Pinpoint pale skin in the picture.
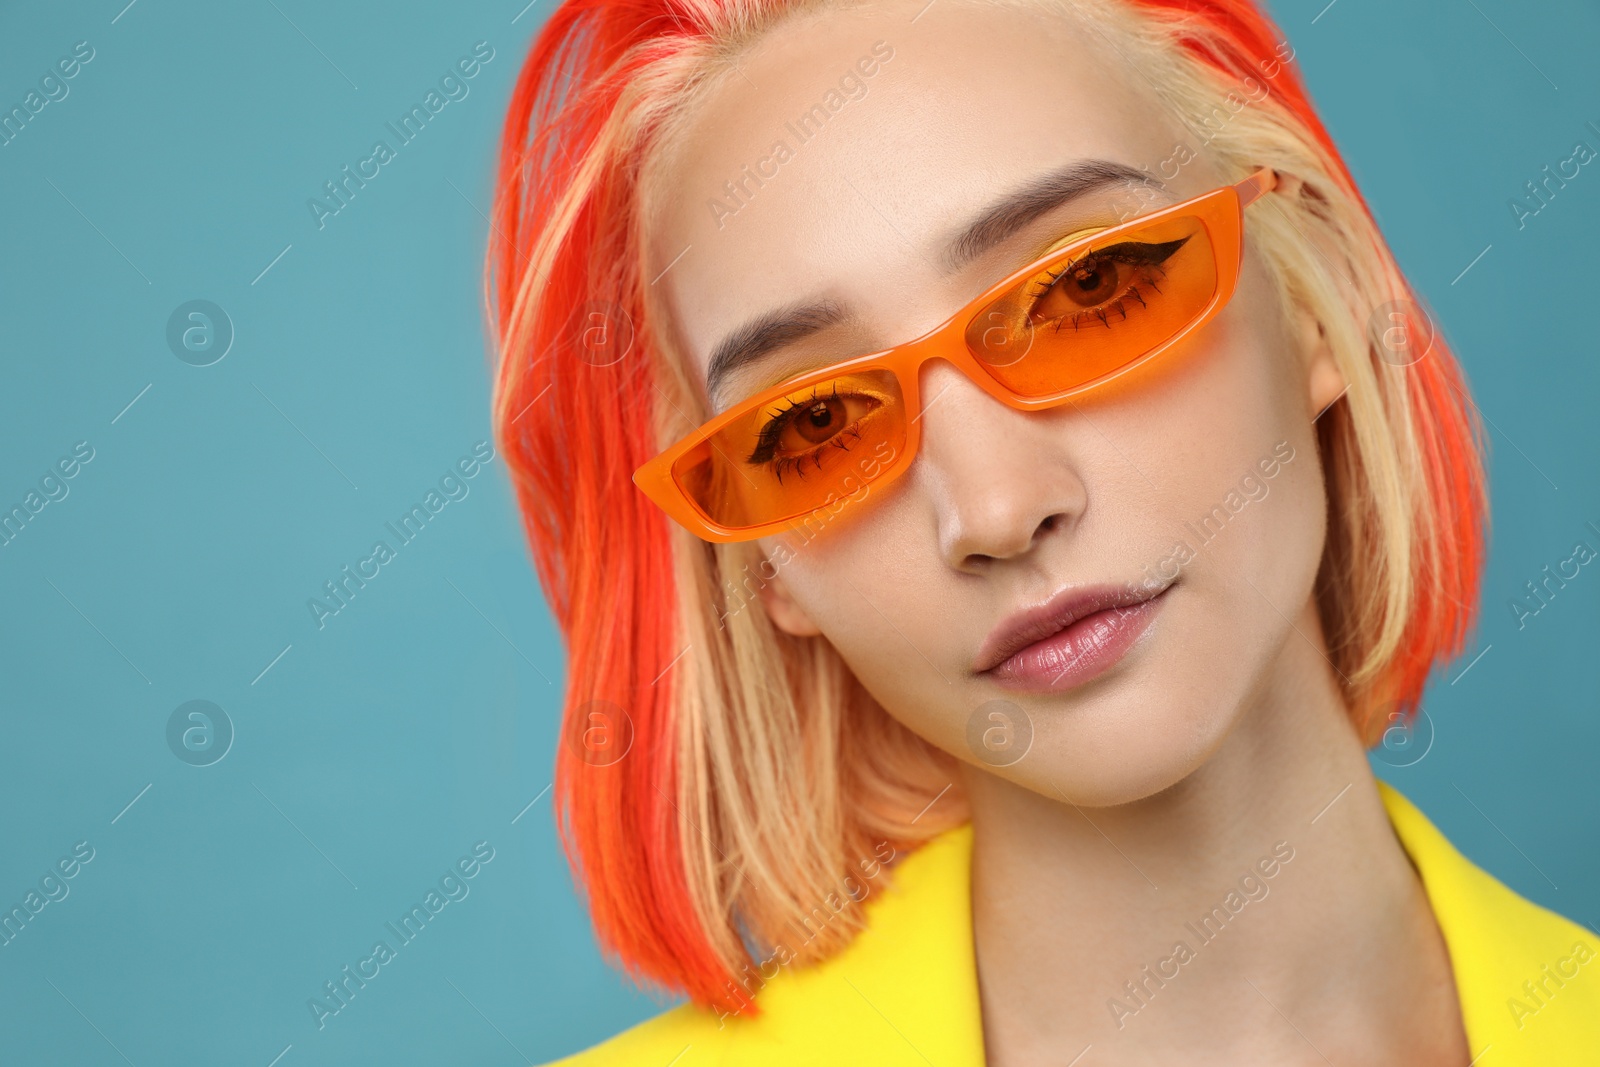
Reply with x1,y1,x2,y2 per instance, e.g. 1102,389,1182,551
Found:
643,2,1470,1063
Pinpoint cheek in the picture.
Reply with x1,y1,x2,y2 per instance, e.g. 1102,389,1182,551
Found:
1063,283,1327,675
770,518,966,742
1103,264,1320,578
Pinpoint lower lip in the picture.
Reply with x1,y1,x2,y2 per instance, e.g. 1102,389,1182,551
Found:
982,588,1170,693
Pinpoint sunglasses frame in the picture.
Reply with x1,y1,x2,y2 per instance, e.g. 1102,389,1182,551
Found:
634,166,1280,543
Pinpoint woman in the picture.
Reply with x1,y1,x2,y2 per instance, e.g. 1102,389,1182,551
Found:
488,0,1598,1062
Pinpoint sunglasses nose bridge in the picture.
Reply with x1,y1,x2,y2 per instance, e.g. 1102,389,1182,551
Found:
891,328,1040,426
893,326,1013,405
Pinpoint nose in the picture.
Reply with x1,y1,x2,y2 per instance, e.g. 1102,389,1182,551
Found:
912,359,1089,570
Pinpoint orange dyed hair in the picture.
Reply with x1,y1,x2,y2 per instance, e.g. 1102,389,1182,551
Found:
486,0,1486,1015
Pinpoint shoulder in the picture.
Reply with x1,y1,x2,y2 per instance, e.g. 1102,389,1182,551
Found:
1378,780,1600,1063
536,825,984,1066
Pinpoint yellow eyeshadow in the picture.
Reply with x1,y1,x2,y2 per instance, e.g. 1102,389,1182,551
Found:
1037,224,1112,259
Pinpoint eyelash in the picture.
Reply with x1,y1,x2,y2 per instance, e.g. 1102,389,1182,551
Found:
747,383,874,483
1040,277,1158,332
772,427,865,483
1027,237,1189,331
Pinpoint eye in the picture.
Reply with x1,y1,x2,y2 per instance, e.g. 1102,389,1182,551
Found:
791,396,846,445
1043,259,1120,313
1033,256,1125,320
1024,237,1190,328
771,393,877,453
747,385,884,471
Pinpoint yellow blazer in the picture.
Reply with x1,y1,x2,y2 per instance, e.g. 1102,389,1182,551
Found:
546,781,1599,1064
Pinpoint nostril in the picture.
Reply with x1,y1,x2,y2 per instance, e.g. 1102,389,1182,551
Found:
955,509,1068,569
1032,511,1075,548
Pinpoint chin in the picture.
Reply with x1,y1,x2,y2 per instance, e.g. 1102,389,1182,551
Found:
1024,726,1222,809
998,638,1254,809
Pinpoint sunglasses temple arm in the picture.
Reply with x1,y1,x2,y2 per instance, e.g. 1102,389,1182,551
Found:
1233,167,1279,208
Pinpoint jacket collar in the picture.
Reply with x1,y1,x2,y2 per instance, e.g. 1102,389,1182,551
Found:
739,781,1598,1065
1374,780,1599,1064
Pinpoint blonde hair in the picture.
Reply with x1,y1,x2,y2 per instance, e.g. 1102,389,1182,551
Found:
487,0,1486,1012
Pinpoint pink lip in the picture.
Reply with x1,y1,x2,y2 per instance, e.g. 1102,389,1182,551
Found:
973,581,1174,692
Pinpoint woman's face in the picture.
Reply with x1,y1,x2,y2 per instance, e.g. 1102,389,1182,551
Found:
644,0,1345,806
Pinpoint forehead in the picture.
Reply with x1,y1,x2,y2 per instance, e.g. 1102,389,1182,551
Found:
644,1,1200,384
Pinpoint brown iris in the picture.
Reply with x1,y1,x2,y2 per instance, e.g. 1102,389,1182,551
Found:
1031,256,1123,322
795,397,844,443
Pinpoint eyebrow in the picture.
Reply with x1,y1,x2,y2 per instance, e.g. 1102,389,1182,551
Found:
703,158,1158,401
942,158,1157,272
704,299,852,403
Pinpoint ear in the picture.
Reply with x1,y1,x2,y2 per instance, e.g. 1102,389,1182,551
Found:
1271,172,1348,420
755,553,822,637
1297,299,1347,421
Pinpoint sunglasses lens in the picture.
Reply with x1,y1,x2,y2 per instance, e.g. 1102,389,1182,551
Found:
670,369,907,531
964,214,1218,396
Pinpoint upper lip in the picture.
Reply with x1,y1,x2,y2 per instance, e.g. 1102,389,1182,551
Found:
972,579,1174,674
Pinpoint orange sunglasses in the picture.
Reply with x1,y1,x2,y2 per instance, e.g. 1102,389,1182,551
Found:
634,167,1280,543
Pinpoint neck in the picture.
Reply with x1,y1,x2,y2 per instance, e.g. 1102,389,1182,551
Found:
963,599,1467,1065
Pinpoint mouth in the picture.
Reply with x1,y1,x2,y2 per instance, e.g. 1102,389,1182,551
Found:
973,579,1175,692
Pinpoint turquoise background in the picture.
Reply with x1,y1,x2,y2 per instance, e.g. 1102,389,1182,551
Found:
0,0,1594,1063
